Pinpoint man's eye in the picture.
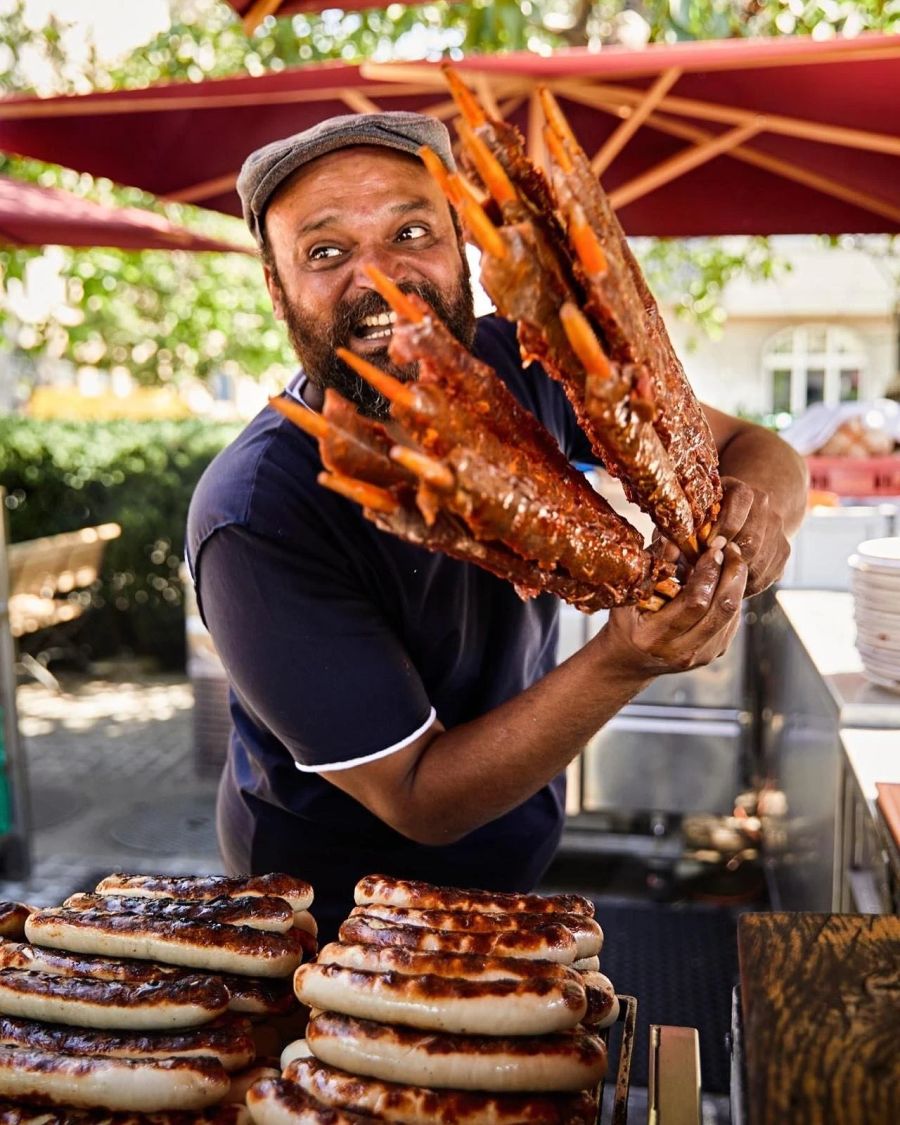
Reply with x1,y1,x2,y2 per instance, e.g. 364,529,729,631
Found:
397,224,428,242
309,246,343,261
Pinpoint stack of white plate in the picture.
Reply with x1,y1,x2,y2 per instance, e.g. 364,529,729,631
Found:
849,537,900,692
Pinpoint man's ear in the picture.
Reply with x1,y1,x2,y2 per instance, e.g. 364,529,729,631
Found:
264,265,286,322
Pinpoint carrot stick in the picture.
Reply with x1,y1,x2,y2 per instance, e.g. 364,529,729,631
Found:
569,204,608,276
318,471,398,513
458,194,507,260
442,64,487,128
335,347,417,408
456,118,518,207
654,576,682,600
390,445,454,491
363,267,424,323
269,395,329,440
539,86,579,150
418,145,464,206
543,124,574,175
558,303,612,380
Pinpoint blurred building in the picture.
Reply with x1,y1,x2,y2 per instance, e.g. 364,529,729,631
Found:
663,240,899,424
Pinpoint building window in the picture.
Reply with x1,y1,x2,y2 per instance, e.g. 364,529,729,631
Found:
763,325,866,420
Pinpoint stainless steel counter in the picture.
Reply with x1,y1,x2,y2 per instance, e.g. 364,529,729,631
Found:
760,590,900,911
837,728,900,913
775,590,900,726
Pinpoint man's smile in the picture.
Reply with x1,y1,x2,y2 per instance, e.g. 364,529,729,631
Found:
352,310,397,344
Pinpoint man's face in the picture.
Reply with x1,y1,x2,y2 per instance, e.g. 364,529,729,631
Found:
263,146,475,418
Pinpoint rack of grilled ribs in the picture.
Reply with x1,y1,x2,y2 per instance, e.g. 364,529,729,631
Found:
273,69,723,612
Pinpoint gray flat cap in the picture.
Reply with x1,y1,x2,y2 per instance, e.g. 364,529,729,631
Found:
237,111,456,246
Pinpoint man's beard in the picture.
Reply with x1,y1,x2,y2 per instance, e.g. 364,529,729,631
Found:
273,265,477,420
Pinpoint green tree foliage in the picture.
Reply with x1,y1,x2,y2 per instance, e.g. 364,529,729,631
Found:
0,417,240,666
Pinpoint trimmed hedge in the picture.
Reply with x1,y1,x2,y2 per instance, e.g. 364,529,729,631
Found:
0,418,240,668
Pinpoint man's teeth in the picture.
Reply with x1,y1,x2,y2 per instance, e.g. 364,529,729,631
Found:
357,311,396,339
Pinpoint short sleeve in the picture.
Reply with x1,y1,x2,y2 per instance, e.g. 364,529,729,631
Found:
194,523,435,772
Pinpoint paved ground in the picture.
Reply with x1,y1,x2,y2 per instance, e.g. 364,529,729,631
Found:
0,671,224,906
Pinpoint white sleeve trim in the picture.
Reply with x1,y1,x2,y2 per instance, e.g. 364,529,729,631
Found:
294,707,437,774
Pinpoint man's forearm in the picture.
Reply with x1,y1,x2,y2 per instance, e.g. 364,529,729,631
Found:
385,544,747,845
394,627,652,845
718,426,808,537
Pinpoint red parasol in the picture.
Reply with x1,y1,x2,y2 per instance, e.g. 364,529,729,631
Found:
0,33,896,236
0,175,253,252
225,2,461,35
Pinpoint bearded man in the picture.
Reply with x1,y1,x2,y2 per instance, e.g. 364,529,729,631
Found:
187,113,806,940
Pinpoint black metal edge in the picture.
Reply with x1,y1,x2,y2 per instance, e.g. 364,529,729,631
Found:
596,994,637,1125
729,985,747,1125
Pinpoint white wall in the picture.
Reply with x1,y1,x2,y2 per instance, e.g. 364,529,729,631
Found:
667,315,897,417
661,242,898,418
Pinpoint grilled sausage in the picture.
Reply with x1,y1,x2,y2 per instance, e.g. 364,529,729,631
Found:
338,917,577,964
573,956,600,972
0,1045,229,1111
64,895,294,935
0,1106,251,1125
0,1013,255,1071
25,910,304,978
0,904,32,941
292,912,318,938
354,876,594,917
0,942,297,1016
294,962,586,1035
286,1056,600,1125
226,1064,280,1105
316,942,580,984
0,940,190,983
581,971,619,1030
349,905,603,960
0,968,228,1030
219,974,298,1017
305,1011,607,1092
280,1039,313,1071
247,1079,379,1124
95,875,313,914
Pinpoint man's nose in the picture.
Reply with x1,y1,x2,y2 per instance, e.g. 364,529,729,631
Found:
350,244,412,291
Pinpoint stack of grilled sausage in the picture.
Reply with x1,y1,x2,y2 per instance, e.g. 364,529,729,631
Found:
0,873,316,1120
247,875,618,1124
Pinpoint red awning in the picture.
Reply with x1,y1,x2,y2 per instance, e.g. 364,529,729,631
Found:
0,33,896,236
0,175,253,252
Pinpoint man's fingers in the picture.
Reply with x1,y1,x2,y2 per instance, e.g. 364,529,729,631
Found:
689,542,747,636
651,539,727,631
711,480,755,543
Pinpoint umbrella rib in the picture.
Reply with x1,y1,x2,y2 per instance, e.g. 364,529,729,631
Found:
558,80,900,158
419,80,531,122
164,171,241,205
473,76,502,121
590,67,681,177
341,90,383,115
640,109,900,226
242,0,282,34
0,82,440,119
608,119,765,209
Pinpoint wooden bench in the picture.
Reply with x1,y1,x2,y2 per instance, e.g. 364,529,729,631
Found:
7,523,121,639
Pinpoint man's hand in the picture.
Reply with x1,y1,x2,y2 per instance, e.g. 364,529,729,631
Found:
604,540,748,680
711,476,791,597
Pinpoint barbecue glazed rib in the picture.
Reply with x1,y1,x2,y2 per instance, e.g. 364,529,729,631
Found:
270,279,675,613
438,68,722,558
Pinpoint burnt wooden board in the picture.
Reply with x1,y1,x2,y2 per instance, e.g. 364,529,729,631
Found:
738,913,900,1125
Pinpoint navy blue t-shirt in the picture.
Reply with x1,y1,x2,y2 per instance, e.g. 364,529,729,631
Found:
187,315,595,938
